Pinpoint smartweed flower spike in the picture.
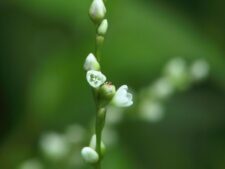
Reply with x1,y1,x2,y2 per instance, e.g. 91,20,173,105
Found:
112,85,133,107
81,147,99,164
82,0,133,168
89,0,106,23
86,70,106,88
84,53,100,71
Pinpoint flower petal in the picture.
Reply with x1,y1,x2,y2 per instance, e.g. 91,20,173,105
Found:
112,85,133,107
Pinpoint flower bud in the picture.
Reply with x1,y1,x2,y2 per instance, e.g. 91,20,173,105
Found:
81,147,99,164
89,135,106,155
89,0,106,23
84,53,100,71
99,82,116,101
98,19,108,35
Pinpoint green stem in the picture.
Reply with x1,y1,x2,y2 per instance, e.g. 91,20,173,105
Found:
95,107,106,169
94,28,106,169
95,31,105,61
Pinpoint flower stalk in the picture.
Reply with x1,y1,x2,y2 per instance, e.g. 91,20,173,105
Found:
81,1,133,168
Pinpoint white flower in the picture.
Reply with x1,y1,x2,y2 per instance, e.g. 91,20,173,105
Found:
40,133,69,160
89,0,106,23
190,59,209,81
86,70,106,88
81,147,99,164
84,53,100,71
112,85,133,107
98,19,108,35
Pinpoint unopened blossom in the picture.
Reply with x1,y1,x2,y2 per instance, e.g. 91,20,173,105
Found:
81,147,99,164
98,19,108,35
89,0,106,23
84,53,100,71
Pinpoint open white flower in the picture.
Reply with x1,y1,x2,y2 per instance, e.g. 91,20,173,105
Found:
81,147,99,164
86,70,106,88
84,53,100,71
89,0,106,23
112,85,133,107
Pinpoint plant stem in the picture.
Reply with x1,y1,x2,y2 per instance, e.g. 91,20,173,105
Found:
95,107,106,169
94,29,106,169
95,29,104,61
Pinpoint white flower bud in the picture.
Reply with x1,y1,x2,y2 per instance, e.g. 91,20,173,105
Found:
86,70,106,88
89,135,106,154
89,0,106,23
81,147,99,164
84,53,100,71
98,19,108,35
112,85,133,107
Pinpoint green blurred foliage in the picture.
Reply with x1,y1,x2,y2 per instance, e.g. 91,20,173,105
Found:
0,0,225,169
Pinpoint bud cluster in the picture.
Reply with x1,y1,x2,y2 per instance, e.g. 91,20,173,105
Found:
89,0,108,36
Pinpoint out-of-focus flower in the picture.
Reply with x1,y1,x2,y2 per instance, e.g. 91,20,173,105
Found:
86,70,106,88
19,159,43,169
84,53,100,71
165,58,190,90
150,77,174,99
112,85,133,107
40,133,69,160
140,101,164,122
190,59,209,81
65,124,86,145
81,147,99,164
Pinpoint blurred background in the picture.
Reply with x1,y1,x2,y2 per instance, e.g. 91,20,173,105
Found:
0,0,225,169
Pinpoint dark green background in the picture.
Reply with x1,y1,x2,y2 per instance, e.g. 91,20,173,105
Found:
0,0,225,168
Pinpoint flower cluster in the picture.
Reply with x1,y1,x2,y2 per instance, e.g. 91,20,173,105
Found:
84,55,133,108
84,0,133,108
138,58,209,122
